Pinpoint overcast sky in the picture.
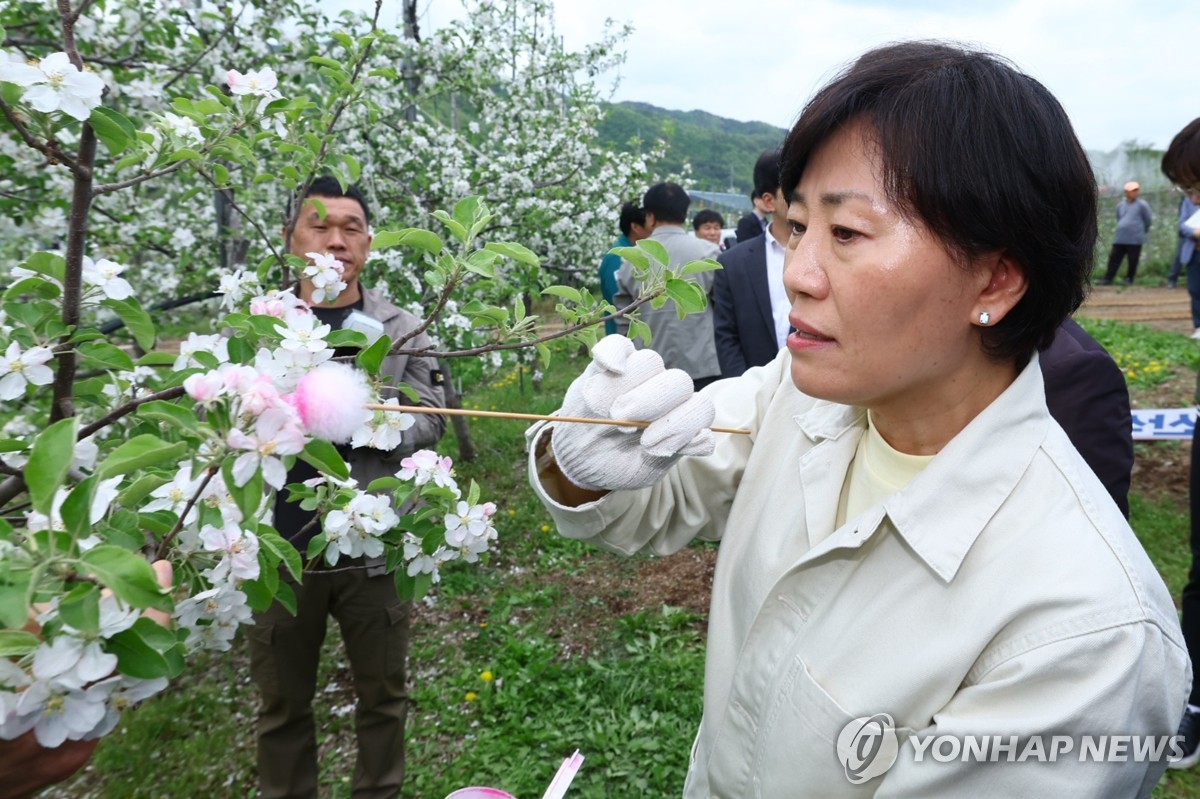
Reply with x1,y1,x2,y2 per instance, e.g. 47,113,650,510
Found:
362,0,1193,154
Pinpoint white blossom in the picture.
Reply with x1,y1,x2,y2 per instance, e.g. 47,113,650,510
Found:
0,52,105,121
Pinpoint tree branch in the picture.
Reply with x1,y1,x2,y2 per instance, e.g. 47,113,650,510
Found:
76,385,187,440
0,98,82,175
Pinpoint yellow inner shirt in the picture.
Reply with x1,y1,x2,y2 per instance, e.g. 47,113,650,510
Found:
835,412,933,530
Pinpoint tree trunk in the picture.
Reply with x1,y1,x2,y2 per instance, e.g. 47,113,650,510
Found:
438,357,476,461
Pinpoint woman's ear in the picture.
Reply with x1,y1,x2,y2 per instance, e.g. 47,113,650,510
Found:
973,251,1027,325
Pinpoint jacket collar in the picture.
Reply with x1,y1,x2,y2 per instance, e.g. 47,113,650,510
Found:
795,354,1049,583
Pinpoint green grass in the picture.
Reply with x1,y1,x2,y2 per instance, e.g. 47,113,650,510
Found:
41,321,1200,798
1078,317,1200,389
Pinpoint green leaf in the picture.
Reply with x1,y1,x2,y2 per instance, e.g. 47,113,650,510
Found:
21,251,66,283
106,620,172,679
89,107,137,155
221,457,264,521
97,435,189,479
297,439,350,481
167,147,201,162
432,210,469,243
307,55,346,70
665,278,709,317
610,246,649,271
678,258,723,277
0,572,32,630
343,153,361,183
542,285,583,304
393,568,432,602
390,382,420,403
0,631,38,658
226,335,256,365
136,401,200,435
638,238,670,267
59,474,98,539
102,297,156,351
366,476,403,492
273,581,297,616
629,318,653,346
77,340,135,372
78,546,172,612
259,530,302,583
194,98,226,116
4,276,61,302
117,475,170,509
537,343,552,370
306,532,327,561
356,333,391,375
135,351,178,368
371,228,443,255
463,250,499,278
27,418,77,515
484,241,540,267
58,584,101,634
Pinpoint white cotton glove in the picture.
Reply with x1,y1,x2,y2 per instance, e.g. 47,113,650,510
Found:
550,335,716,491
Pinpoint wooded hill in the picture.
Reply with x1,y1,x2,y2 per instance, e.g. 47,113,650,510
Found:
597,101,788,198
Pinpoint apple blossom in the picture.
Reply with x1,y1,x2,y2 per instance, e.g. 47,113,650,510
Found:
226,66,278,97
0,341,53,400
0,51,105,121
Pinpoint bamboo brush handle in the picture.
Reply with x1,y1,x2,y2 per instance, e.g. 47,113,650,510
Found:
363,404,751,435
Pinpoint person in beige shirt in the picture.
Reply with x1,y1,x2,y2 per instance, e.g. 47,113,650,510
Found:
528,42,1188,798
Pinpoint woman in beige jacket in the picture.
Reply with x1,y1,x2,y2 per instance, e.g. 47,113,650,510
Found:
529,41,1189,798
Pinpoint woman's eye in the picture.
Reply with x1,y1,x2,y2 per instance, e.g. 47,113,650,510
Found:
788,220,806,236
831,226,857,242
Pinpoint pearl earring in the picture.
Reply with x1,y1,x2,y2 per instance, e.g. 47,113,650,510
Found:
978,311,990,326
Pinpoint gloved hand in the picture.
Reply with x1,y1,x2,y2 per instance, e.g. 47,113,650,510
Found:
550,335,715,491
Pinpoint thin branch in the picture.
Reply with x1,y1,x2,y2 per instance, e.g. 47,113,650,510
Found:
387,275,458,354
400,292,662,360
194,164,285,268
154,464,219,559
162,5,249,93
0,98,82,175
91,161,186,196
77,384,187,440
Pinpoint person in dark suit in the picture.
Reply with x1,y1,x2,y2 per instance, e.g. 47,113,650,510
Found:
1161,116,1200,769
733,149,780,244
713,149,790,377
1039,317,1133,517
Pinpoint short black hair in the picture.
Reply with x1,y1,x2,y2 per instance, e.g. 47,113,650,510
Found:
752,149,782,200
618,201,646,237
299,176,371,226
1163,118,1200,188
693,209,725,230
642,182,690,224
780,41,1096,363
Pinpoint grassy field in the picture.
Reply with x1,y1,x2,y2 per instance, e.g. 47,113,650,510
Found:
42,320,1200,798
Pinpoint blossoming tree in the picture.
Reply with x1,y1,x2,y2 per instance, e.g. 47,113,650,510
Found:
0,0,715,752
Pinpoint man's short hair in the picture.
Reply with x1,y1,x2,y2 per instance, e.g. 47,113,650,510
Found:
752,149,782,200
618,201,646,237
295,176,371,226
1163,118,1200,188
780,41,1096,363
642,182,690,224
693,209,725,230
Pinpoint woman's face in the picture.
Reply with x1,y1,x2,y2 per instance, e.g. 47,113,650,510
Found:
783,124,1000,418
